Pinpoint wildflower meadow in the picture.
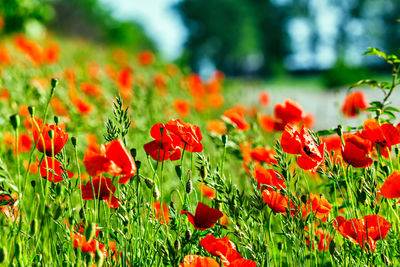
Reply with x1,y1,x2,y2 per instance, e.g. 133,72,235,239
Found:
1,12,400,267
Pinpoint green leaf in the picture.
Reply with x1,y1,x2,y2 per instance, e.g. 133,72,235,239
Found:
349,79,379,90
363,47,387,60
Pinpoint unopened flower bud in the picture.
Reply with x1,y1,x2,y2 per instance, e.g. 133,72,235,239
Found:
175,165,182,179
51,78,58,89
200,165,207,180
28,106,35,117
48,130,54,139
71,136,77,147
145,178,154,189
9,114,20,130
153,184,160,200
135,160,141,169
222,134,228,145
54,116,59,125
185,230,192,241
130,148,137,158
185,179,193,194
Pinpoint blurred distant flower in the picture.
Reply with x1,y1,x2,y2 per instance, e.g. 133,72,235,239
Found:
341,91,368,118
173,99,191,117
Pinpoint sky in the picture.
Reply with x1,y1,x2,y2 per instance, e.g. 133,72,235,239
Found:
99,0,186,60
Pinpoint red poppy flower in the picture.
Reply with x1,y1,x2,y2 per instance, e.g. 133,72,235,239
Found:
223,107,250,131
179,255,219,267
262,190,295,214
199,183,216,199
229,259,257,267
334,215,391,252
259,92,270,107
72,224,107,258
281,125,325,171
301,193,332,222
18,133,32,153
117,67,133,90
173,99,191,117
361,118,400,156
250,147,278,165
341,91,368,118
253,163,286,191
137,50,155,66
144,123,182,161
84,139,136,184
257,114,275,132
153,202,170,224
305,227,333,251
380,170,400,198
181,202,223,230
206,120,227,135
165,119,203,152
81,176,120,209
342,133,373,168
80,82,101,96
0,46,10,65
32,120,68,156
39,157,74,183
322,134,342,153
72,96,92,115
200,234,242,265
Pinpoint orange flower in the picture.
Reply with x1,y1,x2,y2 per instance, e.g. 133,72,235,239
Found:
173,99,190,117
262,190,295,214
253,163,285,191
80,82,101,96
281,125,325,172
199,183,216,199
207,92,224,109
0,45,10,64
335,215,390,252
223,107,250,131
32,120,68,156
301,193,332,222
250,147,278,165
257,114,275,132
380,170,400,198
153,202,170,224
23,160,38,174
18,104,30,117
0,88,9,101
179,255,219,267
51,98,68,117
341,91,368,117
259,92,270,107
18,133,32,153
137,50,155,66
117,67,133,90
72,96,92,115
206,120,227,135
42,42,59,64
342,132,373,168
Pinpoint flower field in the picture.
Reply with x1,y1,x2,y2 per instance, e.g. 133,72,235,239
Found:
1,28,400,267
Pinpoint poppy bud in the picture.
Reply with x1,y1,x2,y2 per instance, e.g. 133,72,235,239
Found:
9,114,20,130
135,160,141,169
71,136,77,147
153,184,160,200
395,147,399,156
175,165,182,179
30,219,38,236
222,134,228,145
54,116,59,125
277,242,283,250
0,247,6,264
51,78,58,89
145,178,154,189
185,229,191,241
48,130,54,140
31,180,36,188
85,223,97,242
301,195,308,204
382,165,390,176
185,179,193,194
130,148,137,158
28,106,35,117
174,239,180,251
200,165,207,180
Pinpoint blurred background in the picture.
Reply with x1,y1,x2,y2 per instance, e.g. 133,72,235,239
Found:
1,0,400,88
